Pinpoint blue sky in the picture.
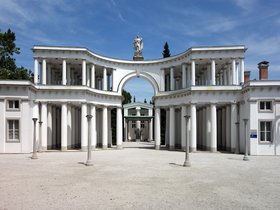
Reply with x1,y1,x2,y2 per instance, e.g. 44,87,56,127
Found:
1,0,280,102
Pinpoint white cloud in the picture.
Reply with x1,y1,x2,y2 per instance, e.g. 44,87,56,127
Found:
233,0,258,11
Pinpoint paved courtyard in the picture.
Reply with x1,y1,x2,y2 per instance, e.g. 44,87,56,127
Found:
0,142,280,210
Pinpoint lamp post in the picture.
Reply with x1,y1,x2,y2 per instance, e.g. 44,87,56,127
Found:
86,114,93,166
183,115,191,167
31,118,38,159
243,119,249,161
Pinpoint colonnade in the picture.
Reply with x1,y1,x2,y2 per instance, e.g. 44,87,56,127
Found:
163,58,245,91
34,58,115,91
35,102,123,151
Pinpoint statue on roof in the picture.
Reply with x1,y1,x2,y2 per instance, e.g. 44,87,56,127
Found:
133,35,144,61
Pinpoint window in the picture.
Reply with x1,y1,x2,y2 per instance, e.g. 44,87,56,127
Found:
7,100,20,111
7,120,20,142
260,121,272,142
259,101,272,111
132,121,136,128
141,120,145,128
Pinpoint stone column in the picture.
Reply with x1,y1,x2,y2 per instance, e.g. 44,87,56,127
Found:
221,108,226,150
47,104,52,150
149,118,153,141
42,59,47,85
86,66,90,87
90,105,96,149
62,59,67,85
67,104,72,148
223,69,227,85
202,107,206,150
155,107,161,150
181,105,187,150
165,109,169,147
160,69,165,91
91,64,95,88
182,64,187,89
71,106,75,148
82,60,86,86
136,107,141,133
41,103,48,151
191,59,196,86
227,64,231,85
190,104,197,152
232,59,236,85
108,109,112,147
47,65,51,85
81,103,88,151
240,58,245,84
210,103,217,152
170,67,174,91
102,106,108,149
103,67,107,91
231,103,237,153
34,58,39,84
61,103,67,151
169,106,175,150
117,107,123,149
211,59,216,85
226,105,231,151
67,65,71,85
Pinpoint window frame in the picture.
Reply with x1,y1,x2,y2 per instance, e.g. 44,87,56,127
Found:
259,120,273,144
6,99,21,111
258,100,273,113
6,118,20,143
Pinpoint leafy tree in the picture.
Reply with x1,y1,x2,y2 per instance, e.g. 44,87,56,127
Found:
122,89,132,104
162,42,171,58
0,28,33,80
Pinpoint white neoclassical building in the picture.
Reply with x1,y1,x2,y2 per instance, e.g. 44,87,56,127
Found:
123,102,153,142
0,44,280,155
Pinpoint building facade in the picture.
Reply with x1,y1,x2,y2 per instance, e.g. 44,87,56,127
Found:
0,45,279,155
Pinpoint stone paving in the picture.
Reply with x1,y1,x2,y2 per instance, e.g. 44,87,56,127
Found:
0,142,280,210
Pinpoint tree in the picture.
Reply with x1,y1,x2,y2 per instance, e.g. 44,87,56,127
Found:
133,96,136,103
122,89,132,104
162,42,171,58
0,29,33,80
144,98,147,103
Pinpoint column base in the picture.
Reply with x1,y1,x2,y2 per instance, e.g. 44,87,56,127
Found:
155,145,160,150
81,146,87,152
190,147,196,152
61,146,67,151
31,153,38,159
231,148,235,153
102,145,108,149
85,160,93,166
243,155,249,161
169,145,175,150
117,145,122,150
210,148,217,152
183,160,191,167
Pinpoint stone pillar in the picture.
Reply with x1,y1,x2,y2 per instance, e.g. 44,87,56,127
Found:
47,65,51,85
117,107,123,149
227,64,231,85
155,107,161,150
42,59,46,85
91,64,95,88
81,103,88,151
86,66,90,87
67,65,71,85
62,59,67,85
82,60,86,86
71,106,75,148
169,106,175,150
103,67,107,91
90,105,96,149
41,103,48,151
210,103,217,152
232,59,236,85
67,104,72,148
160,69,165,91
181,105,187,150
149,118,153,141
240,58,245,84
102,106,108,149
223,69,227,85
231,103,237,153
211,59,216,85
182,64,187,89
226,105,231,151
190,104,197,152
165,109,169,147
221,108,226,150
61,103,67,151
34,58,39,84
136,107,141,132
170,67,174,91
47,104,52,150
191,59,196,86
202,107,206,150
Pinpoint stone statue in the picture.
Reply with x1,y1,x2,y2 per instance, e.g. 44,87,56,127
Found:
133,35,143,57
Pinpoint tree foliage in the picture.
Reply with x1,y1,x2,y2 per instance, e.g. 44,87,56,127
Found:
122,89,132,104
0,29,33,80
162,42,171,58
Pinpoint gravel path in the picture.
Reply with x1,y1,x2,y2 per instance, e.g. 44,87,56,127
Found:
0,142,280,210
